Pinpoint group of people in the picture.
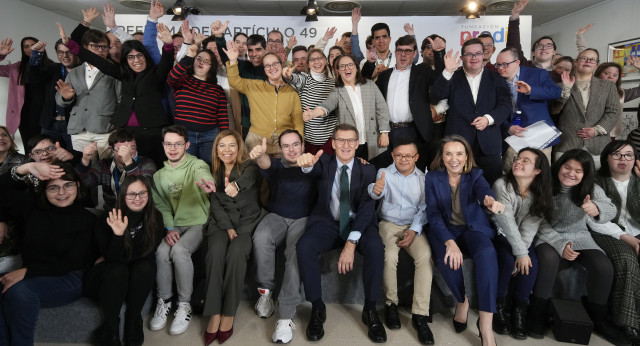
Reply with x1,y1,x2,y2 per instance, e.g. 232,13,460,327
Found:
2,0,640,345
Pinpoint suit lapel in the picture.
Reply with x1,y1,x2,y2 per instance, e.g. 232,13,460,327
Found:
459,173,471,220
585,78,603,116
454,71,475,108
408,65,418,92
437,172,453,219
570,83,587,115
339,87,358,124
89,70,105,90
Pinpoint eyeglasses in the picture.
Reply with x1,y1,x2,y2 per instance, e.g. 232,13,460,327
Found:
173,44,183,51
88,43,109,52
162,142,186,149
263,61,281,70
309,57,325,63
393,153,417,161
127,53,145,61
535,43,555,51
125,190,148,200
610,152,636,161
267,39,283,44
281,142,301,151
577,56,599,64
32,145,56,156
482,43,494,48
195,56,212,65
46,182,77,193
513,156,534,165
395,49,415,55
495,59,518,69
333,138,358,146
56,50,72,57
338,62,355,71
462,52,483,59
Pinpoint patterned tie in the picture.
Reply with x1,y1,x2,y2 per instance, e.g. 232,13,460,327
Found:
339,165,351,240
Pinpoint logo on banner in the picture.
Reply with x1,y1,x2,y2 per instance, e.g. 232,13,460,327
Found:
459,24,506,46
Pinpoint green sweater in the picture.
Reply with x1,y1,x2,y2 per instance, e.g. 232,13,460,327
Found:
152,154,213,228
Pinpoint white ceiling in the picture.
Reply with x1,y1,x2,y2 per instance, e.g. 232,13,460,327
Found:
21,0,610,28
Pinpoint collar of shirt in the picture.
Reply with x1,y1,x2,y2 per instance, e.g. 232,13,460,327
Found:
336,157,355,172
463,66,484,79
392,64,412,73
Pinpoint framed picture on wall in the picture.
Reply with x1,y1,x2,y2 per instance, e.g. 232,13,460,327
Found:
608,37,640,82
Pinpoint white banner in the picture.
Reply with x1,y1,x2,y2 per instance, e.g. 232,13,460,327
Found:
114,14,532,62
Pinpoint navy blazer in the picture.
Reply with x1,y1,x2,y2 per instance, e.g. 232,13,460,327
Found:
501,66,562,147
424,168,497,244
305,154,377,234
432,69,511,156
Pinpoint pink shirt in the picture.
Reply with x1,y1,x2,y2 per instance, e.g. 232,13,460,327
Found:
0,58,25,135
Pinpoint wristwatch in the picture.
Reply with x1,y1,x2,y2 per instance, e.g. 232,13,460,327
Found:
348,239,358,245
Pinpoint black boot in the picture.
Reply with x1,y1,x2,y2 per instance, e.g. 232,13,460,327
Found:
493,296,510,335
526,296,548,339
94,322,122,346
124,314,144,346
510,300,527,340
584,300,633,346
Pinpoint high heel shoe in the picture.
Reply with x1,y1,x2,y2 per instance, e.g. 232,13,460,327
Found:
453,307,468,333
217,327,233,344
204,331,218,346
478,320,498,346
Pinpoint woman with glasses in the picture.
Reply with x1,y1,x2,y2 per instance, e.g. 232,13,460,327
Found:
168,35,229,166
424,135,504,346
84,175,164,346
0,163,95,345
224,41,303,157
491,148,552,340
283,48,337,155
552,48,621,167
197,130,265,344
303,54,391,161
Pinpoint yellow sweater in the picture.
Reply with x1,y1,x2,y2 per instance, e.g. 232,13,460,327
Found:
226,62,304,139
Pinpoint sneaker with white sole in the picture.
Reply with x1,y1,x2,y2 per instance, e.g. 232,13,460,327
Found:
272,319,296,343
149,298,172,331
255,288,274,318
169,302,192,335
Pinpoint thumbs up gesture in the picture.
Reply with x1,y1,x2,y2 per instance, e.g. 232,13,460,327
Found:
224,176,239,197
373,171,386,196
302,106,318,122
249,137,267,160
297,150,323,168
81,142,98,166
53,141,73,162
581,194,599,217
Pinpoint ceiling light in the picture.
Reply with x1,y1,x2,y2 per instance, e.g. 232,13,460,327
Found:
171,0,185,15
166,0,201,21
460,0,486,19
301,0,319,16
305,14,318,22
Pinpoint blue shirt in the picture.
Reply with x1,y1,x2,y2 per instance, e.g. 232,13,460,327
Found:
261,158,315,219
368,163,428,235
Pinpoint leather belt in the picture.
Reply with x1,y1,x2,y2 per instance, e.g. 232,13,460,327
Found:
55,116,66,121
389,121,415,128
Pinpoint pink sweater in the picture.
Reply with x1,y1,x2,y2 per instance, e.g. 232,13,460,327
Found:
0,58,25,135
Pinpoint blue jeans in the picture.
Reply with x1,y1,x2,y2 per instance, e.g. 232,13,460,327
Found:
0,270,84,346
186,129,219,166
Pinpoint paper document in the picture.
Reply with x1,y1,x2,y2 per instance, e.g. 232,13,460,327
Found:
504,121,561,152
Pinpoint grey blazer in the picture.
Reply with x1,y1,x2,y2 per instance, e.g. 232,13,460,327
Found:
318,79,390,159
554,77,620,155
55,63,121,135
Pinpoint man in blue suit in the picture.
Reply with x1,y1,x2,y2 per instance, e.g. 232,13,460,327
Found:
296,124,386,343
495,47,562,171
432,38,512,185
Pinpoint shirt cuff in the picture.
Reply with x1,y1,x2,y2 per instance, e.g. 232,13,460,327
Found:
594,125,607,136
484,114,495,126
147,16,158,23
442,69,453,80
301,166,313,173
409,223,423,236
347,231,362,242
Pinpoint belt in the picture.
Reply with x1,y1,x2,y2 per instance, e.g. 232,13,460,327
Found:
55,116,66,121
389,121,415,128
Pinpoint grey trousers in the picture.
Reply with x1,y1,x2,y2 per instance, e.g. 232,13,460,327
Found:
155,225,204,303
252,213,307,319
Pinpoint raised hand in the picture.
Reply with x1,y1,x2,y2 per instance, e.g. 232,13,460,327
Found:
286,35,297,50
0,38,15,56
157,23,173,44
581,194,599,217
561,71,575,88
297,150,323,168
53,142,73,162
562,242,579,260
149,0,165,20
628,55,640,70
372,171,386,196
81,141,98,166
428,36,446,52
514,80,531,94
351,7,361,25
102,3,117,29
31,41,46,53
484,195,505,214
181,20,194,44
249,137,267,160
55,79,75,100
195,177,216,193
25,162,65,180
116,144,134,165
576,23,594,36
282,62,294,80
57,23,69,44
224,177,239,197
443,49,461,73
193,33,206,47
82,7,101,24
403,23,415,35
511,0,529,19
106,208,128,236
222,40,239,62
322,27,337,42
210,20,229,38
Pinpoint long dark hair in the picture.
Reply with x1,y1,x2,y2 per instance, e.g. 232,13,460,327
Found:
598,139,638,177
120,40,155,78
504,148,553,219
595,62,623,97
185,49,218,84
19,36,52,85
334,54,366,87
551,149,595,206
116,175,161,258
37,163,86,205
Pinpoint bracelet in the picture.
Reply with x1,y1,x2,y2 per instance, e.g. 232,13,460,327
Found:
10,166,27,182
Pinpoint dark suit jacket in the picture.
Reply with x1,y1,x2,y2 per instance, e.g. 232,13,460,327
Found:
432,68,511,156
305,154,377,234
424,168,497,244
26,62,70,129
375,50,445,142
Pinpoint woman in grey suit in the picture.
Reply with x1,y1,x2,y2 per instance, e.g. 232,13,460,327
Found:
198,130,265,345
302,54,390,160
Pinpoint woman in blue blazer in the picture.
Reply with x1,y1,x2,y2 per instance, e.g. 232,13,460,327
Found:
425,135,504,346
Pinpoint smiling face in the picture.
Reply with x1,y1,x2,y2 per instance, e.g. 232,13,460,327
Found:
217,135,238,166
337,55,357,85
608,144,635,177
55,43,75,67
45,178,78,207
496,51,520,80
478,36,496,63
395,44,416,70
462,43,484,74
341,35,351,54
442,141,467,176
558,159,584,187
163,132,189,165
308,51,327,74
512,150,541,179
126,49,147,73
292,50,308,72
393,144,418,175
194,51,213,80
247,43,265,67
30,139,56,163
267,32,283,53
125,180,148,212
279,132,304,165
263,54,282,82
0,128,12,154
533,38,556,64
332,129,358,164
599,66,620,84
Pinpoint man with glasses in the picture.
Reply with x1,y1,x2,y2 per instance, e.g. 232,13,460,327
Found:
477,33,498,71
249,129,316,343
375,35,445,170
150,125,212,336
507,0,557,71
433,38,511,185
495,47,561,172
368,137,434,344
296,124,387,343
75,128,156,211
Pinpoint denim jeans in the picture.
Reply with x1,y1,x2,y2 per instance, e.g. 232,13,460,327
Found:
187,129,219,166
0,270,84,346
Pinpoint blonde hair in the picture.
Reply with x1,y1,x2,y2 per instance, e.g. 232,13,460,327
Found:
211,130,249,181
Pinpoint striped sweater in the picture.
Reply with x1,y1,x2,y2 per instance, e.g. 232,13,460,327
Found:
167,60,229,132
288,72,337,145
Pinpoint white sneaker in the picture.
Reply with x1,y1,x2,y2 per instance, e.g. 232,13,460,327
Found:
272,319,295,343
149,298,172,331
255,288,274,318
169,302,192,335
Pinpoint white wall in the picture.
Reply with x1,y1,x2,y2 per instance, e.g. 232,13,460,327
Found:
0,0,79,152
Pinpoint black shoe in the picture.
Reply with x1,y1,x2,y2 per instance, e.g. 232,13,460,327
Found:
384,303,401,330
622,326,640,344
510,303,527,340
493,297,510,335
584,301,633,346
412,314,434,345
362,308,387,343
306,304,326,341
124,315,144,346
453,306,468,333
526,296,547,339
94,324,122,346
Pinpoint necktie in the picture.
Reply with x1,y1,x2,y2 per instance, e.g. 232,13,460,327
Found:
339,165,350,240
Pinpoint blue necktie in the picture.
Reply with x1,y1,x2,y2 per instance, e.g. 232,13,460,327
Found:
339,165,350,240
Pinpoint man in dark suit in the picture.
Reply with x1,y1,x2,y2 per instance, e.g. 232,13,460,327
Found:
296,124,386,343
432,38,511,185
375,35,445,170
